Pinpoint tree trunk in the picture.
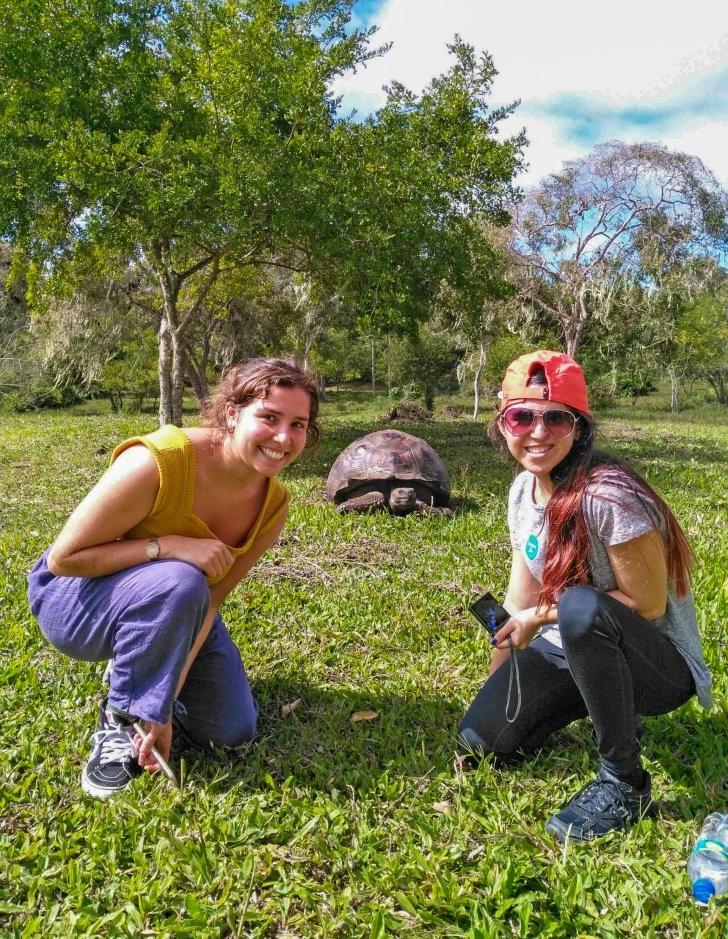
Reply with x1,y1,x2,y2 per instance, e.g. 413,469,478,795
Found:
184,351,207,405
669,368,680,413
565,314,583,358
157,265,185,426
371,336,376,391
564,294,588,358
472,340,486,420
704,369,728,404
565,331,580,358
609,364,618,395
169,328,184,426
152,246,223,426
158,318,173,425
184,340,211,406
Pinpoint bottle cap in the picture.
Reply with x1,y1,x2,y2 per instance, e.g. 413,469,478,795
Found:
692,878,716,904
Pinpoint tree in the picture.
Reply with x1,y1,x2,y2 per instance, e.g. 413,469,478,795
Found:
670,268,728,405
329,38,524,337
442,223,515,418
385,330,456,411
0,0,379,424
2,11,523,424
512,142,727,357
0,242,25,378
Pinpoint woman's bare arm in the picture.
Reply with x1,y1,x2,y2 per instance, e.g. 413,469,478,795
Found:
503,549,543,614
487,551,547,669
47,446,233,579
47,447,161,576
606,529,668,620
490,550,558,660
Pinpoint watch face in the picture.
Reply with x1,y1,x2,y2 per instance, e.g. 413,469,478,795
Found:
146,539,159,560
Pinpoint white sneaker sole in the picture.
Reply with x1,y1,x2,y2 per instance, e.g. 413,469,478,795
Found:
81,767,131,800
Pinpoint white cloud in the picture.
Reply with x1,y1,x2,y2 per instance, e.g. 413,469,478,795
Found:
335,0,728,185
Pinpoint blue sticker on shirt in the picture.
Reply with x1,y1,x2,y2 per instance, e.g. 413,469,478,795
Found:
525,534,539,560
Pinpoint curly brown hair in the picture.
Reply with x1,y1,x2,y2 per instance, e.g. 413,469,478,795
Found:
201,358,320,447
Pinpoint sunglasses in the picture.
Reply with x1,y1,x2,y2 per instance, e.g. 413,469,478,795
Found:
499,406,578,438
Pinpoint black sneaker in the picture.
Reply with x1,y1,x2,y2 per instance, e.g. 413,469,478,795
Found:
545,769,657,843
81,702,143,799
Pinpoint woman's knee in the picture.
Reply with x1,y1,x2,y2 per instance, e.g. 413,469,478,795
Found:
157,561,208,605
458,709,524,759
173,704,257,751
219,714,257,749
458,721,527,764
557,585,601,643
131,561,209,626
196,706,256,749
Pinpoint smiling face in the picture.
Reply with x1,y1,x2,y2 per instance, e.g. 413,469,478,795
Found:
224,384,312,478
499,401,578,480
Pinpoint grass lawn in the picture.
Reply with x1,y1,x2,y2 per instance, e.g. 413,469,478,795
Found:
1,391,726,937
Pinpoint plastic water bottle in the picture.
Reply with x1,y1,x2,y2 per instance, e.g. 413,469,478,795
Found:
687,813,728,904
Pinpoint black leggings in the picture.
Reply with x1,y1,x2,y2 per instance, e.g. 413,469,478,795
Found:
460,585,695,781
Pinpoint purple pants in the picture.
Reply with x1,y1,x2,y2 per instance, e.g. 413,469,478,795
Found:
27,552,257,748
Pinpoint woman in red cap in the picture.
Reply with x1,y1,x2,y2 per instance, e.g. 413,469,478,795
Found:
460,350,712,842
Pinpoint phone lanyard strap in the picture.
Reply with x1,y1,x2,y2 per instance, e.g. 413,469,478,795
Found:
505,636,522,723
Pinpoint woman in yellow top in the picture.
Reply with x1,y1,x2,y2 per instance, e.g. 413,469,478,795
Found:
28,358,319,798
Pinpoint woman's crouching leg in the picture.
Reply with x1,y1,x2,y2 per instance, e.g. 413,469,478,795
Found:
459,642,586,763
173,613,257,752
108,561,210,724
28,552,209,725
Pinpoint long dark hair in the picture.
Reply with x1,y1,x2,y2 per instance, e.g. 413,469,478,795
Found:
490,371,694,607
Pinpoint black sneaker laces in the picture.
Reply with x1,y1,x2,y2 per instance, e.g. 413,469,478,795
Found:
571,777,633,820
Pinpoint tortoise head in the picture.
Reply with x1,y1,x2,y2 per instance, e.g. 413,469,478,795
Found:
389,487,418,515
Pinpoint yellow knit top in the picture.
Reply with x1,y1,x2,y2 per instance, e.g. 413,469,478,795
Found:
111,424,289,586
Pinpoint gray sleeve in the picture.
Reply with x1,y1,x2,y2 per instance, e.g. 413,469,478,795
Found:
583,472,660,547
507,472,529,550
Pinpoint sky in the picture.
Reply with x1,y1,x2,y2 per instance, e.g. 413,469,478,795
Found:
334,0,728,189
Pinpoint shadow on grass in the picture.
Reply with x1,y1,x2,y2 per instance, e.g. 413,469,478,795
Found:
179,677,726,823
182,678,465,793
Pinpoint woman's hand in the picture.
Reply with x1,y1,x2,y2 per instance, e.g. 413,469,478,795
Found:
161,535,234,579
135,719,173,774
492,606,546,651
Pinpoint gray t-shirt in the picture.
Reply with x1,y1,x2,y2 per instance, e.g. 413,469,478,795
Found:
507,469,713,708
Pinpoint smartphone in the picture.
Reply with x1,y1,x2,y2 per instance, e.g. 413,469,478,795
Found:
469,592,510,635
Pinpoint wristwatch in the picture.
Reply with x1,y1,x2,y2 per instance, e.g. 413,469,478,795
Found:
145,537,160,561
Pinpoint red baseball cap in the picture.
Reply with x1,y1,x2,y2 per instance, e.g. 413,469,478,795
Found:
499,350,590,414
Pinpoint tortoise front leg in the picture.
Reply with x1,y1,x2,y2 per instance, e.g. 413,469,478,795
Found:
336,491,387,514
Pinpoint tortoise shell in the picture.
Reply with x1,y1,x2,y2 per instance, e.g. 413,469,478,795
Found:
325,429,450,505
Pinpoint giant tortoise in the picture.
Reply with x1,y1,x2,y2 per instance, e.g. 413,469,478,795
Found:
325,429,452,516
